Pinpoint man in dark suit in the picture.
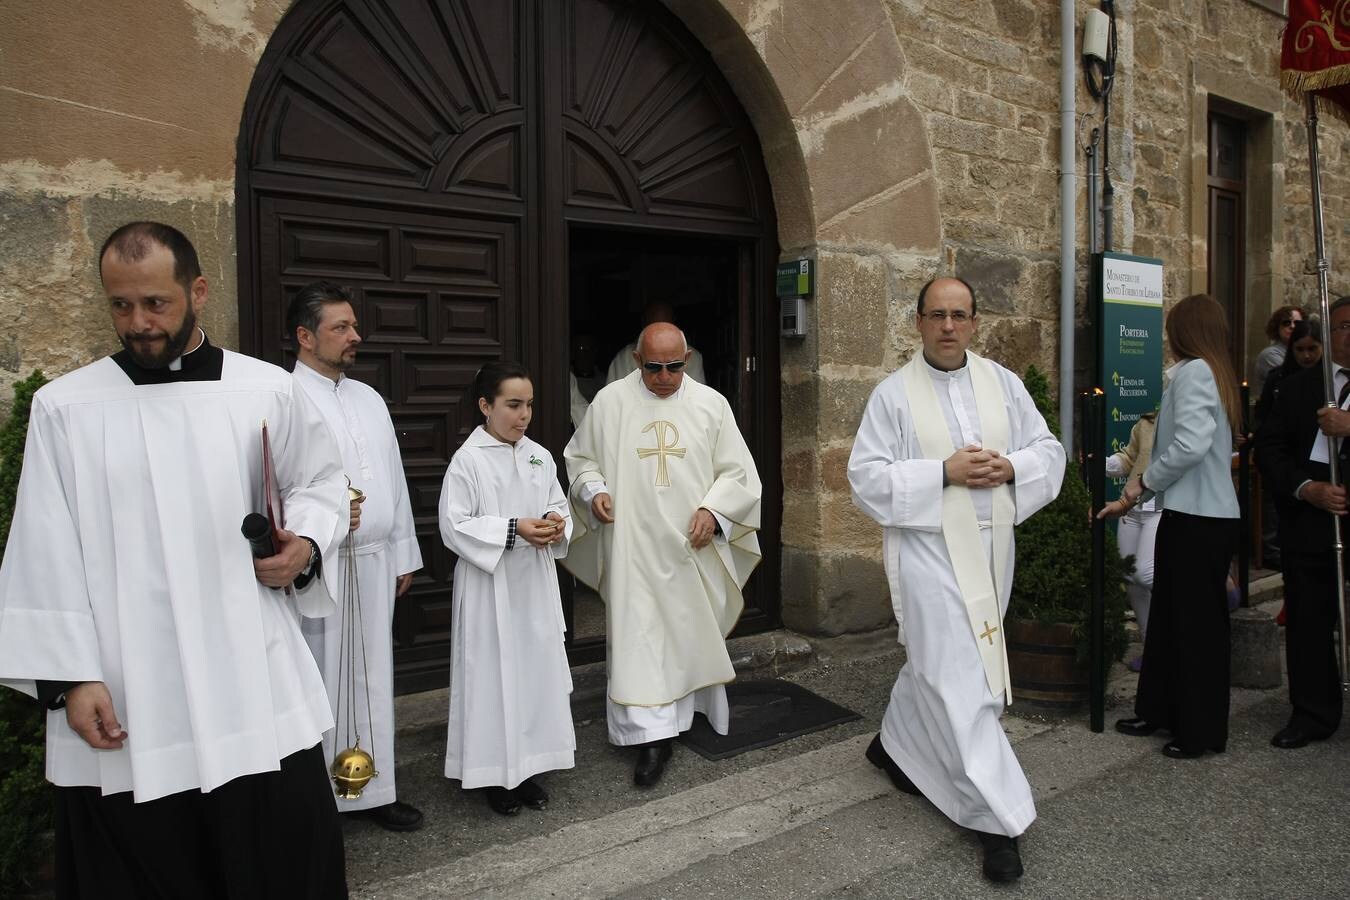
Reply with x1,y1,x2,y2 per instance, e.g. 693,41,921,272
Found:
1254,296,1350,749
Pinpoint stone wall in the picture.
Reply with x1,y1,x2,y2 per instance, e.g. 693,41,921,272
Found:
2,0,1347,637
0,0,287,403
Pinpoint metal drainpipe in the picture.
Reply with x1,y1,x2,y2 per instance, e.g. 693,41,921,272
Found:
1059,0,1077,447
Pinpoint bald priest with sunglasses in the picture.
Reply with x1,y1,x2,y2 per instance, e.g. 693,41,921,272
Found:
564,323,762,788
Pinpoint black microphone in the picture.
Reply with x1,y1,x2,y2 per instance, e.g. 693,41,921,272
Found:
241,513,276,559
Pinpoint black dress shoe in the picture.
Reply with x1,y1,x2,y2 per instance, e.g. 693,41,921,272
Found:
1161,741,1224,759
1271,726,1310,749
1114,717,1161,737
484,786,522,816
633,739,673,787
359,800,425,832
865,734,923,796
976,832,1024,883
515,777,549,810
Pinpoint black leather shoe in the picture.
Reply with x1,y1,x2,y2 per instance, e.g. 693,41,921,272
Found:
865,734,922,796
1114,717,1161,737
1162,741,1224,759
633,740,673,787
976,832,1024,883
484,786,522,816
359,800,424,832
515,777,549,810
1271,726,1311,749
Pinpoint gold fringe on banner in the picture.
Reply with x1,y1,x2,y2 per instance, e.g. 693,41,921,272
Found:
1314,92,1350,125
1281,62,1350,93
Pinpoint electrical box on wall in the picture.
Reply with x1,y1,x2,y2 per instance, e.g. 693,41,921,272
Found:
776,258,813,337
781,297,806,336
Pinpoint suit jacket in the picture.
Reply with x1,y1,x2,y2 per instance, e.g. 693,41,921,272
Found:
1255,364,1348,553
1142,358,1239,518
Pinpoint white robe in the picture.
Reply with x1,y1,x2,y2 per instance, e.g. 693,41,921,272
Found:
563,372,761,726
294,361,422,811
848,354,1065,837
0,351,348,803
605,342,707,385
439,427,576,789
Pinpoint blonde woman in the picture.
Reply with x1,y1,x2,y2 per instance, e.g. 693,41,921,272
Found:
1099,294,1240,759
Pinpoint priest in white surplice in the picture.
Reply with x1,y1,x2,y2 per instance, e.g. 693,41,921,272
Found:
566,322,761,787
848,277,1064,885
0,222,350,897
289,281,425,833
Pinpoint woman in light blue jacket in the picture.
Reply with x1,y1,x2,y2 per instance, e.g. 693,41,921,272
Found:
1099,294,1241,759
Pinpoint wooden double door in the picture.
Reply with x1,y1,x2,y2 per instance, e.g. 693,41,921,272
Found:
237,0,781,692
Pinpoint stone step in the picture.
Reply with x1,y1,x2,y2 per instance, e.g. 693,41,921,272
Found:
393,629,817,737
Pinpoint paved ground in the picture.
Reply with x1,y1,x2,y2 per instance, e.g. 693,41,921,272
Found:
342,623,1350,898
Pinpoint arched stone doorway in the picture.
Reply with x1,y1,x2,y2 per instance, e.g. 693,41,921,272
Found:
237,0,782,692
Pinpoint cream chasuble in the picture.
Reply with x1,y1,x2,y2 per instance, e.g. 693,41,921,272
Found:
899,352,1015,700
849,351,1064,838
564,372,761,707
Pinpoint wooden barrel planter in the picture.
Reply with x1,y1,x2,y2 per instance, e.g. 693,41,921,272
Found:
1007,619,1087,709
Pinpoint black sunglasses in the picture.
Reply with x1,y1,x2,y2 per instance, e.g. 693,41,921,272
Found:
641,360,687,373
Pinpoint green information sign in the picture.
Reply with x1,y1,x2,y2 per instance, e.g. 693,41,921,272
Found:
776,258,814,298
1096,252,1164,501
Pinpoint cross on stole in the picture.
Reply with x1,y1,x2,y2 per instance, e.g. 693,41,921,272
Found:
979,621,999,645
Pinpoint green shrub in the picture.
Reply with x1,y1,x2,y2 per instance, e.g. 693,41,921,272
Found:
1009,366,1131,663
0,371,52,895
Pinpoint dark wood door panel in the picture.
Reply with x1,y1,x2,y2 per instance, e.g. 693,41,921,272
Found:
241,0,779,694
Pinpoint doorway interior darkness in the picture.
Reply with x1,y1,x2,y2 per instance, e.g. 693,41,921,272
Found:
236,0,781,692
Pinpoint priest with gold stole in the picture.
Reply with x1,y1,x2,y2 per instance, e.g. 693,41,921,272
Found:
564,322,761,788
848,277,1064,885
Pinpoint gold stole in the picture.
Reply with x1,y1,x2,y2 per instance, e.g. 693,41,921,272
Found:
900,352,1015,702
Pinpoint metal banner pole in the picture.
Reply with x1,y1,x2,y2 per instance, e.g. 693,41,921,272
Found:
1239,381,1251,609
1088,387,1106,732
1305,94,1350,690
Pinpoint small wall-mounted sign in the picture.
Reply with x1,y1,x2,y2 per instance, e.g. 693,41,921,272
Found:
776,258,814,298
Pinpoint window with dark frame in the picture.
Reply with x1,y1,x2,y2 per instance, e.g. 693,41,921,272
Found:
1207,111,1247,376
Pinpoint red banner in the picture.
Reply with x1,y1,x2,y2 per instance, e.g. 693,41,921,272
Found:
1282,0,1350,92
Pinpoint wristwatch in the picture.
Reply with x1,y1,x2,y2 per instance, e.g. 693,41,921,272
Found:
303,538,320,573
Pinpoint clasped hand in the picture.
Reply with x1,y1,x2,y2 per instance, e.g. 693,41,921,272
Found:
349,493,365,533
252,528,311,587
1317,406,1350,438
1303,481,1348,515
944,444,1013,488
518,512,565,548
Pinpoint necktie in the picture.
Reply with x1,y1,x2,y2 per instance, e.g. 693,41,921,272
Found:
1337,370,1350,465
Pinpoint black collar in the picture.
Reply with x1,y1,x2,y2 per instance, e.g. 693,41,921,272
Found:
112,333,224,385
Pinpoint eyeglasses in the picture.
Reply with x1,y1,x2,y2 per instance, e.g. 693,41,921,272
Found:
641,360,687,373
1280,319,1297,327
922,310,974,323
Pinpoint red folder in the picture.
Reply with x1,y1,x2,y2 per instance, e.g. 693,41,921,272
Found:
262,420,285,542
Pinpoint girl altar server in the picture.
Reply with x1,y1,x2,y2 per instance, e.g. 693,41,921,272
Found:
440,362,576,815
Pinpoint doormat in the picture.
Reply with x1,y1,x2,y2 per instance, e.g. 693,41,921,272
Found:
678,679,861,761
